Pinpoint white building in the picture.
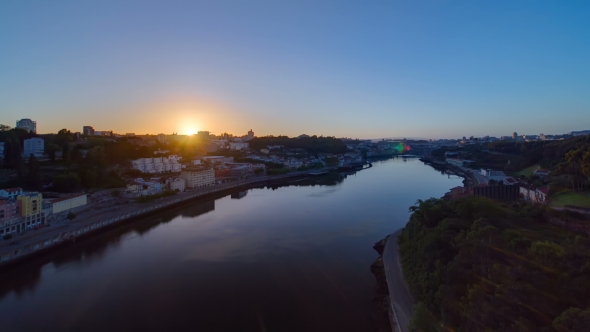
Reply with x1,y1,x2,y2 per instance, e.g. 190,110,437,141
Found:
166,178,186,192
46,193,87,214
157,133,166,144
23,137,44,158
230,142,249,150
0,142,4,158
0,187,23,200
16,119,36,133
131,155,183,174
181,167,215,189
126,179,163,196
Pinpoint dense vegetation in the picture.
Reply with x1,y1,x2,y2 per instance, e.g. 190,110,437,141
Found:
398,196,590,332
248,135,348,154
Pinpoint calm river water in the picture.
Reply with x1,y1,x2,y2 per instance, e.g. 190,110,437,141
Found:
0,158,462,331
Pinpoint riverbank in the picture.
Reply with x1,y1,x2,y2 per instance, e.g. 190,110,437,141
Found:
0,172,308,268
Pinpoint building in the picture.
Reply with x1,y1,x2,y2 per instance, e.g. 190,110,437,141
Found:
202,156,234,164
243,129,254,141
23,137,44,157
166,178,186,192
94,130,113,137
230,166,250,178
131,155,183,174
446,158,473,167
520,185,549,204
0,142,4,158
157,133,166,144
126,133,136,137
197,131,210,141
16,192,44,230
230,142,249,150
0,199,23,235
16,119,36,133
512,132,518,140
46,193,87,214
0,187,23,200
83,126,95,136
261,148,269,154
473,184,519,201
126,179,163,196
181,167,215,189
533,169,550,178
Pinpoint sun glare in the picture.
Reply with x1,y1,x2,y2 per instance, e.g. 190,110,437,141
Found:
186,128,196,136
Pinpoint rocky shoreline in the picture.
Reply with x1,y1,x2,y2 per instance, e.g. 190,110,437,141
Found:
371,236,393,332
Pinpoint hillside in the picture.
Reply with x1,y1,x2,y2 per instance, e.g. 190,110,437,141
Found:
398,196,590,332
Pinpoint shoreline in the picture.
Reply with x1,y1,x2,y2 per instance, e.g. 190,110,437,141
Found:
0,173,308,269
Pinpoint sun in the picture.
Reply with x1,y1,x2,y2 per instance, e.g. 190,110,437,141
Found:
186,128,196,136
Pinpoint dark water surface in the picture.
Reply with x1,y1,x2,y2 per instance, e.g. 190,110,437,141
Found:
0,158,462,332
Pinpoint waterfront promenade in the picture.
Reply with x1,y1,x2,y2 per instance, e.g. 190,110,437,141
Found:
0,172,306,265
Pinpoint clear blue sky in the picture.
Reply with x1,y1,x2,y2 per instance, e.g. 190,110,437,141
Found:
1,0,589,138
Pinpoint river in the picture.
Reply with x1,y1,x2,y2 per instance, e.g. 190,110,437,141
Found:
0,158,462,332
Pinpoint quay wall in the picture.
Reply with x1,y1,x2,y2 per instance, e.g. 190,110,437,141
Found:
0,174,301,267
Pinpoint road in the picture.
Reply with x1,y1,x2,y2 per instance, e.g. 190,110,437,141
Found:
383,230,414,332
1,172,306,251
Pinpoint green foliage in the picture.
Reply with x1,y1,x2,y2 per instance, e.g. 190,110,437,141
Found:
399,196,590,331
254,168,264,175
27,154,42,190
267,168,290,175
249,135,348,155
53,173,82,192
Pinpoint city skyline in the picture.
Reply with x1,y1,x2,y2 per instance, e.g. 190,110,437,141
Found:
2,1,589,138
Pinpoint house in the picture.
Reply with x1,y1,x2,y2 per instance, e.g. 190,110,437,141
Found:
127,179,163,196
519,185,549,204
533,169,551,178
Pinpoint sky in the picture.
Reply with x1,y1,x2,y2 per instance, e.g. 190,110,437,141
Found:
1,0,589,139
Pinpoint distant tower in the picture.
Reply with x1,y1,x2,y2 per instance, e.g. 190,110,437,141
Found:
157,133,166,144
247,129,254,139
512,132,518,140
16,119,37,133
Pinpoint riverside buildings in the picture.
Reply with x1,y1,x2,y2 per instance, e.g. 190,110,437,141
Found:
181,167,215,189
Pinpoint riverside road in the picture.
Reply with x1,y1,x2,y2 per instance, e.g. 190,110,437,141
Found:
0,172,304,253
383,230,414,332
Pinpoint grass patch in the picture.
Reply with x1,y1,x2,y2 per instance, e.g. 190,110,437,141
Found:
549,190,590,208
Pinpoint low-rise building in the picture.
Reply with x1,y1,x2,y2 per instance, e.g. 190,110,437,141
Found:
520,185,549,204
131,155,183,173
202,156,234,164
229,142,249,150
0,199,23,235
0,187,23,200
126,179,163,196
23,137,44,157
182,167,215,189
446,158,473,167
166,178,186,192
46,193,87,214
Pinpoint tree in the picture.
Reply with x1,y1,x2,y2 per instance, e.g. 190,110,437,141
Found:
53,173,81,192
67,212,77,220
62,143,70,161
55,129,73,146
27,154,42,190
70,148,83,163
45,143,60,162
0,124,11,131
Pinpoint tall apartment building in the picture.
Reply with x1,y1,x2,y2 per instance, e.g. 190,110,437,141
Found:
83,126,95,136
16,119,37,133
181,167,215,188
157,133,166,144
